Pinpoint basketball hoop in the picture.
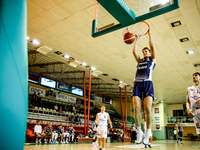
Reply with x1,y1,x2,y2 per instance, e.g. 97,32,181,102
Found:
123,21,150,44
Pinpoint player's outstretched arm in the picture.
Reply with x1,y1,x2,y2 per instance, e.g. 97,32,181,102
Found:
95,114,98,125
108,114,112,128
186,88,194,117
148,29,156,62
132,36,141,63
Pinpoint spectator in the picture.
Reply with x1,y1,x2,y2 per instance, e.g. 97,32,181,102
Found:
63,106,68,112
32,92,38,107
34,120,45,143
78,132,84,138
69,115,72,121
37,93,41,105
111,128,118,142
76,105,81,113
76,114,81,126
131,124,137,143
88,128,93,138
58,106,63,113
54,104,58,111
28,100,33,108
71,115,76,123
44,122,54,143
39,101,43,108
73,105,76,114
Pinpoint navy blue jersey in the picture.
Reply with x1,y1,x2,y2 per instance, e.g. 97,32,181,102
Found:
134,57,155,81
69,129,75,135
46,126,53,133
56,126,63,134
178,125,183,132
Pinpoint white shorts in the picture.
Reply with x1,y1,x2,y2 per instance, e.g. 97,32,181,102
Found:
97,125,107,139
193,117,200,135
63,132,69,137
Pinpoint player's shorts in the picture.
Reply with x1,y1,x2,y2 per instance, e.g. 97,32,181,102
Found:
193,116,200,135
131,81,154,100
63,132,69,137
97,125,107,139
178,132,182,138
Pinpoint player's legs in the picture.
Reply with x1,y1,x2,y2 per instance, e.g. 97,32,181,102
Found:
144,96,153,129
49,133,52,143
132,96,142,127
102,138,105,149
143,96,153,145
35,133,39,143
133,96,144,144
35,133,39,140
148,136,152,148
60,134,63,143
98,138,101,148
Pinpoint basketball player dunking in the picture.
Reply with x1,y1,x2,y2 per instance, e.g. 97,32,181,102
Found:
186,72,200,136
95,106,112,150
131,29,156,145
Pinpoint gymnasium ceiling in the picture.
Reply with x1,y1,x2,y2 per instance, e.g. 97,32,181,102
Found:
28,0,200,104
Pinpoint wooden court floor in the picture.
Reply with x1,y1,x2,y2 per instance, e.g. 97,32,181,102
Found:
24,140,200,150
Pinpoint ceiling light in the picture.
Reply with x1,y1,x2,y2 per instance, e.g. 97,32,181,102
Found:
102,74,108,76
171,21,181,27
31,39,40,45
186,50,194,54
54,51,62,55
112,78,119,81
81,62,87,67
119,81,123,84
27,36,30,40
180,37,189,42
91,67,96,71
194,64,200,67
63,55,70,59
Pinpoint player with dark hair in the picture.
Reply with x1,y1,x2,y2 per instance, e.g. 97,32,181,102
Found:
132,29,156,145
186,72,200,136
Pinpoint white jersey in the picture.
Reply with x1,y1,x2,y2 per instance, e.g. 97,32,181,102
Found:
188,85,200,111
173,130,177,134
97,112,109,126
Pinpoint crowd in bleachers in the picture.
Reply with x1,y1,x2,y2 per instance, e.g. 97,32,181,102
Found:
27,92,134,144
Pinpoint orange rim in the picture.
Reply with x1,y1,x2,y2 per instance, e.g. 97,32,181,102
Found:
139,21,150,37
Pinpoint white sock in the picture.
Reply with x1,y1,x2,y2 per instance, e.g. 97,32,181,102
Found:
72,135,74,141
138,126,142,132
147,129,151,134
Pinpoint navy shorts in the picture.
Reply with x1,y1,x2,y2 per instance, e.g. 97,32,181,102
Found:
131,81,154,100
178,132,182,138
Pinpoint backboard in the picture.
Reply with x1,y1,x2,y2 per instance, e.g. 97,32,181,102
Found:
92,0,179,38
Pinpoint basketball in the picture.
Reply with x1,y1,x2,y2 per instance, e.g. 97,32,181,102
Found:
124,32,136,44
